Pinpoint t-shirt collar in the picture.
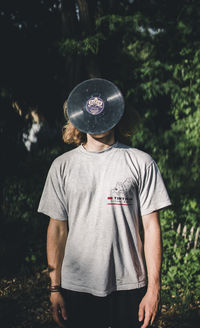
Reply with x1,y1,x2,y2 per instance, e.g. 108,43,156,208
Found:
79,141,119,155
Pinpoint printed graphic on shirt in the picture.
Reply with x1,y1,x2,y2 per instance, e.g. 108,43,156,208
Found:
107,178,134,205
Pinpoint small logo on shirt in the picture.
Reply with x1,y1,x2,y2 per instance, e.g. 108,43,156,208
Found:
107,178,134,205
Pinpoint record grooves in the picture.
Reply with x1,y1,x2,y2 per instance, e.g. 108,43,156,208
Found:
65,78,125,134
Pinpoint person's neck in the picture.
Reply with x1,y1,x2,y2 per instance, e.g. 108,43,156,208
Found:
84,131,116,152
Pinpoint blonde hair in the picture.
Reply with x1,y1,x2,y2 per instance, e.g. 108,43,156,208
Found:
62,120,87,145
62,101,139,146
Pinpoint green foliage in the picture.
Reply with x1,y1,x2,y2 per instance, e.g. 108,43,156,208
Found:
160,209,200,310
59,33,105,56
0,144,69,276
0,175,46,276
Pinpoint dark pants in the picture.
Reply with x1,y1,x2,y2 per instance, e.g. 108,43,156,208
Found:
61,286,147,328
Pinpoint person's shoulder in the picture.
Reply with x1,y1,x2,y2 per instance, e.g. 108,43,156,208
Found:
117,143,154,167
51,146,80,168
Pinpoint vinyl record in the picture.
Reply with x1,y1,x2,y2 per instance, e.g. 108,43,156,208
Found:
65,78,125,134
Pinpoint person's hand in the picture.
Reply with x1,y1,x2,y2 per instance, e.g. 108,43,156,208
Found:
50,292,68,327
138,288,160,328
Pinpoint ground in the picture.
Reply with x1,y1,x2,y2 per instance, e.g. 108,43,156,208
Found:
0,270,199,328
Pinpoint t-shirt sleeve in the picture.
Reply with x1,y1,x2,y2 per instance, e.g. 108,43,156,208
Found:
37,161,68,221
139,160,171,216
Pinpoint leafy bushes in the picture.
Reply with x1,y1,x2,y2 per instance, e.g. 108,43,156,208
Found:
161,208,200,310
1,175,47,276
1,145,69,276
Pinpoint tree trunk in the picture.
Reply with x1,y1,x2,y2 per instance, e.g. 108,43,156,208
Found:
61,0,78,37
77,0,90,34
77,0,101,77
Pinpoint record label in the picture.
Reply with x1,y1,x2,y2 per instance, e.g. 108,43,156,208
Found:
86,96,104,115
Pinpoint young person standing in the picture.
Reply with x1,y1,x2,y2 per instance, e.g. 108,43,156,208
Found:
38,79,171,328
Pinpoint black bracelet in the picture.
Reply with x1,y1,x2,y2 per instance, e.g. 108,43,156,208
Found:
49,285,61,292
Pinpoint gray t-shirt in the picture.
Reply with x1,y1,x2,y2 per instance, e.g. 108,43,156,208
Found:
38,142,171,296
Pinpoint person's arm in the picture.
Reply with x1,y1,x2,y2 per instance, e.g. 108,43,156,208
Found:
47,218,68,328
138,211,162,328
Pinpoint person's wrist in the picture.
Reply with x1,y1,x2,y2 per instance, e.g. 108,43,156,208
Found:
147,281,161,293
49,285,62,293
